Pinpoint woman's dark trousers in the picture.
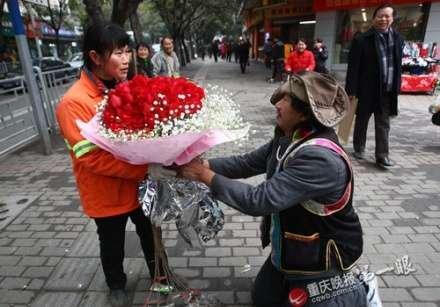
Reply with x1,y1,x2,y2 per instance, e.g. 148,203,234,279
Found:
94,207,156,290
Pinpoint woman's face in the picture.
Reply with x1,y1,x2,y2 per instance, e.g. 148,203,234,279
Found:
91,45,130,81
296,41,307,52
137,46,149,59
275,94,306,135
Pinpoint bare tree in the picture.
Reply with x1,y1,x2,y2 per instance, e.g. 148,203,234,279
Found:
25,0,69,58
82,0,105,26
150,0,240,66
82,0,143,43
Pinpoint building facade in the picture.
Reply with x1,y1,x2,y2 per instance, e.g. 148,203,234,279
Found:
314,0,440,78
242,0,440,77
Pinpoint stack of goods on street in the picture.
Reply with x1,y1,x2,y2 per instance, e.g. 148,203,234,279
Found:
401,41,439,94
429,80,440,126
77,75,249,305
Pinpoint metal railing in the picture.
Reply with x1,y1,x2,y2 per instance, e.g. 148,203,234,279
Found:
0,66,79,160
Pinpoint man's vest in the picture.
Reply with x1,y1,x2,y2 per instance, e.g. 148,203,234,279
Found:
270,129,363,275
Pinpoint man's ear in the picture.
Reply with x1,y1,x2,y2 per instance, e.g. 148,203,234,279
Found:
88,50,101,67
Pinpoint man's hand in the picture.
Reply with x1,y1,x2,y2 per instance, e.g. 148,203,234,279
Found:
179,159,215,186
148,164,177,180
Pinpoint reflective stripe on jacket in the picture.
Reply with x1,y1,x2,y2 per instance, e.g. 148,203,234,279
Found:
56,71,148,218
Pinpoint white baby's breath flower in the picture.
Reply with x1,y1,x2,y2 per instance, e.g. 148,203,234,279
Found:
96,84,249,142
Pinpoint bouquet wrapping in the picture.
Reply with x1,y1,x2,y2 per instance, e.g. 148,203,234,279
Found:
77,75,248,245
76,75,248,303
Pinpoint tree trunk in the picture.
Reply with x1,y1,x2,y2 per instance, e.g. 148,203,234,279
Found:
129,11,142,45
83,0,105,26
174,36,186,67
182,39,190,64
112,0,143,27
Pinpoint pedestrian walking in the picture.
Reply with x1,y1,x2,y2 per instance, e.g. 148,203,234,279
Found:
345,3,404,169
238,38,250,73
226,41,233,62
233,39,239,63
270,37,284,82
285,38,315,74
179,71,366,307
198,44,206,61
313,38,329,74
151,36,180,77
55,23,174,307
263,38,272,69
211,39,219,62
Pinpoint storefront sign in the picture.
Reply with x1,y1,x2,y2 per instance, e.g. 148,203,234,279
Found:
269,5,313,17
314,0,433,11
41,23,76,38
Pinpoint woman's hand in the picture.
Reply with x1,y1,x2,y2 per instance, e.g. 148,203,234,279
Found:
179,159,215,186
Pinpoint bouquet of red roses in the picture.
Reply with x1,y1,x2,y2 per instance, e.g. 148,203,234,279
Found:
77,75,248,304
78,75,247,166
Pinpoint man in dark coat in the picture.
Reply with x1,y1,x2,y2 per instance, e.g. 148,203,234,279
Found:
345,4,404,169
312,38,329,74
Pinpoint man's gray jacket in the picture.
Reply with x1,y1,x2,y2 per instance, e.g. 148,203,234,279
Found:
151,51,180,77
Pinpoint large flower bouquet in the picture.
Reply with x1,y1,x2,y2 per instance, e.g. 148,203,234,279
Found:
78,75,247,165
77,75,248,305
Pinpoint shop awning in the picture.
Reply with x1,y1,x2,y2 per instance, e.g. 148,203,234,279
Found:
314,0,432,12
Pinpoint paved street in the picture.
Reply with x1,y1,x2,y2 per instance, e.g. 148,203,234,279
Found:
0,58,439,307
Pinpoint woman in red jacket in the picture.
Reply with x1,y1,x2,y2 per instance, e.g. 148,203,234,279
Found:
285,38,315,74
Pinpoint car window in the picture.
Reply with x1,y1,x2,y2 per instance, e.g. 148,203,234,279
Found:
71,54,82,61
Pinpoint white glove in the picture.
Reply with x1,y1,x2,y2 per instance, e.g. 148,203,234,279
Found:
148,164,177,180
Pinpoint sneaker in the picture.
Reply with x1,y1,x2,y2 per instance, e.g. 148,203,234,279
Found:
353,151,365,160
108,289,129,307
376,157,394,169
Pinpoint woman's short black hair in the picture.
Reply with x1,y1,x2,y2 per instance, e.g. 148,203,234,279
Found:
136,41,150,52
83,23,130,70
373,3,395,18
295,38,307,45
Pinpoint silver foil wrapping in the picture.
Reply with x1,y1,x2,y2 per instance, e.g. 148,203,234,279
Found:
139,179,224,246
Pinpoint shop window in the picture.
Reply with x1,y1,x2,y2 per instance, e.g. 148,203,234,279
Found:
334,3,430,64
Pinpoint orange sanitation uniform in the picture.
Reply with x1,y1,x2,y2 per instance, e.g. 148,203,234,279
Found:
56,72,148,218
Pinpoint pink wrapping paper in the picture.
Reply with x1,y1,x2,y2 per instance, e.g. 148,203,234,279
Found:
77,116,248,166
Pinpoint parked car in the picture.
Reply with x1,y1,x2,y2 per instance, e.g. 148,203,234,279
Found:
0,58,77,90
68,53,83,70
33,57,77,78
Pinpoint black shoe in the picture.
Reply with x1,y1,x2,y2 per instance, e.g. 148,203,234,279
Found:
353,151,365,160
108,289,129,307
376,157,394,169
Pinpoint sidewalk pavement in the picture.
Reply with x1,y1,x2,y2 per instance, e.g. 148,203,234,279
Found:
0,58,439,307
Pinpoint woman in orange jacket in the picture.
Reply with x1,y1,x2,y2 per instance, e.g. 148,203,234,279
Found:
56,23,172,306
285,38,315,74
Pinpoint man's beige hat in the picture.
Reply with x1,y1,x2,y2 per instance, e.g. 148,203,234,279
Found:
270,71,349,127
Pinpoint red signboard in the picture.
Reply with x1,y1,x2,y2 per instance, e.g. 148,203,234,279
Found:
313,0,435,11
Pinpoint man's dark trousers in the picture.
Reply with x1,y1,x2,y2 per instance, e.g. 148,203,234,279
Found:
353,94,391,160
